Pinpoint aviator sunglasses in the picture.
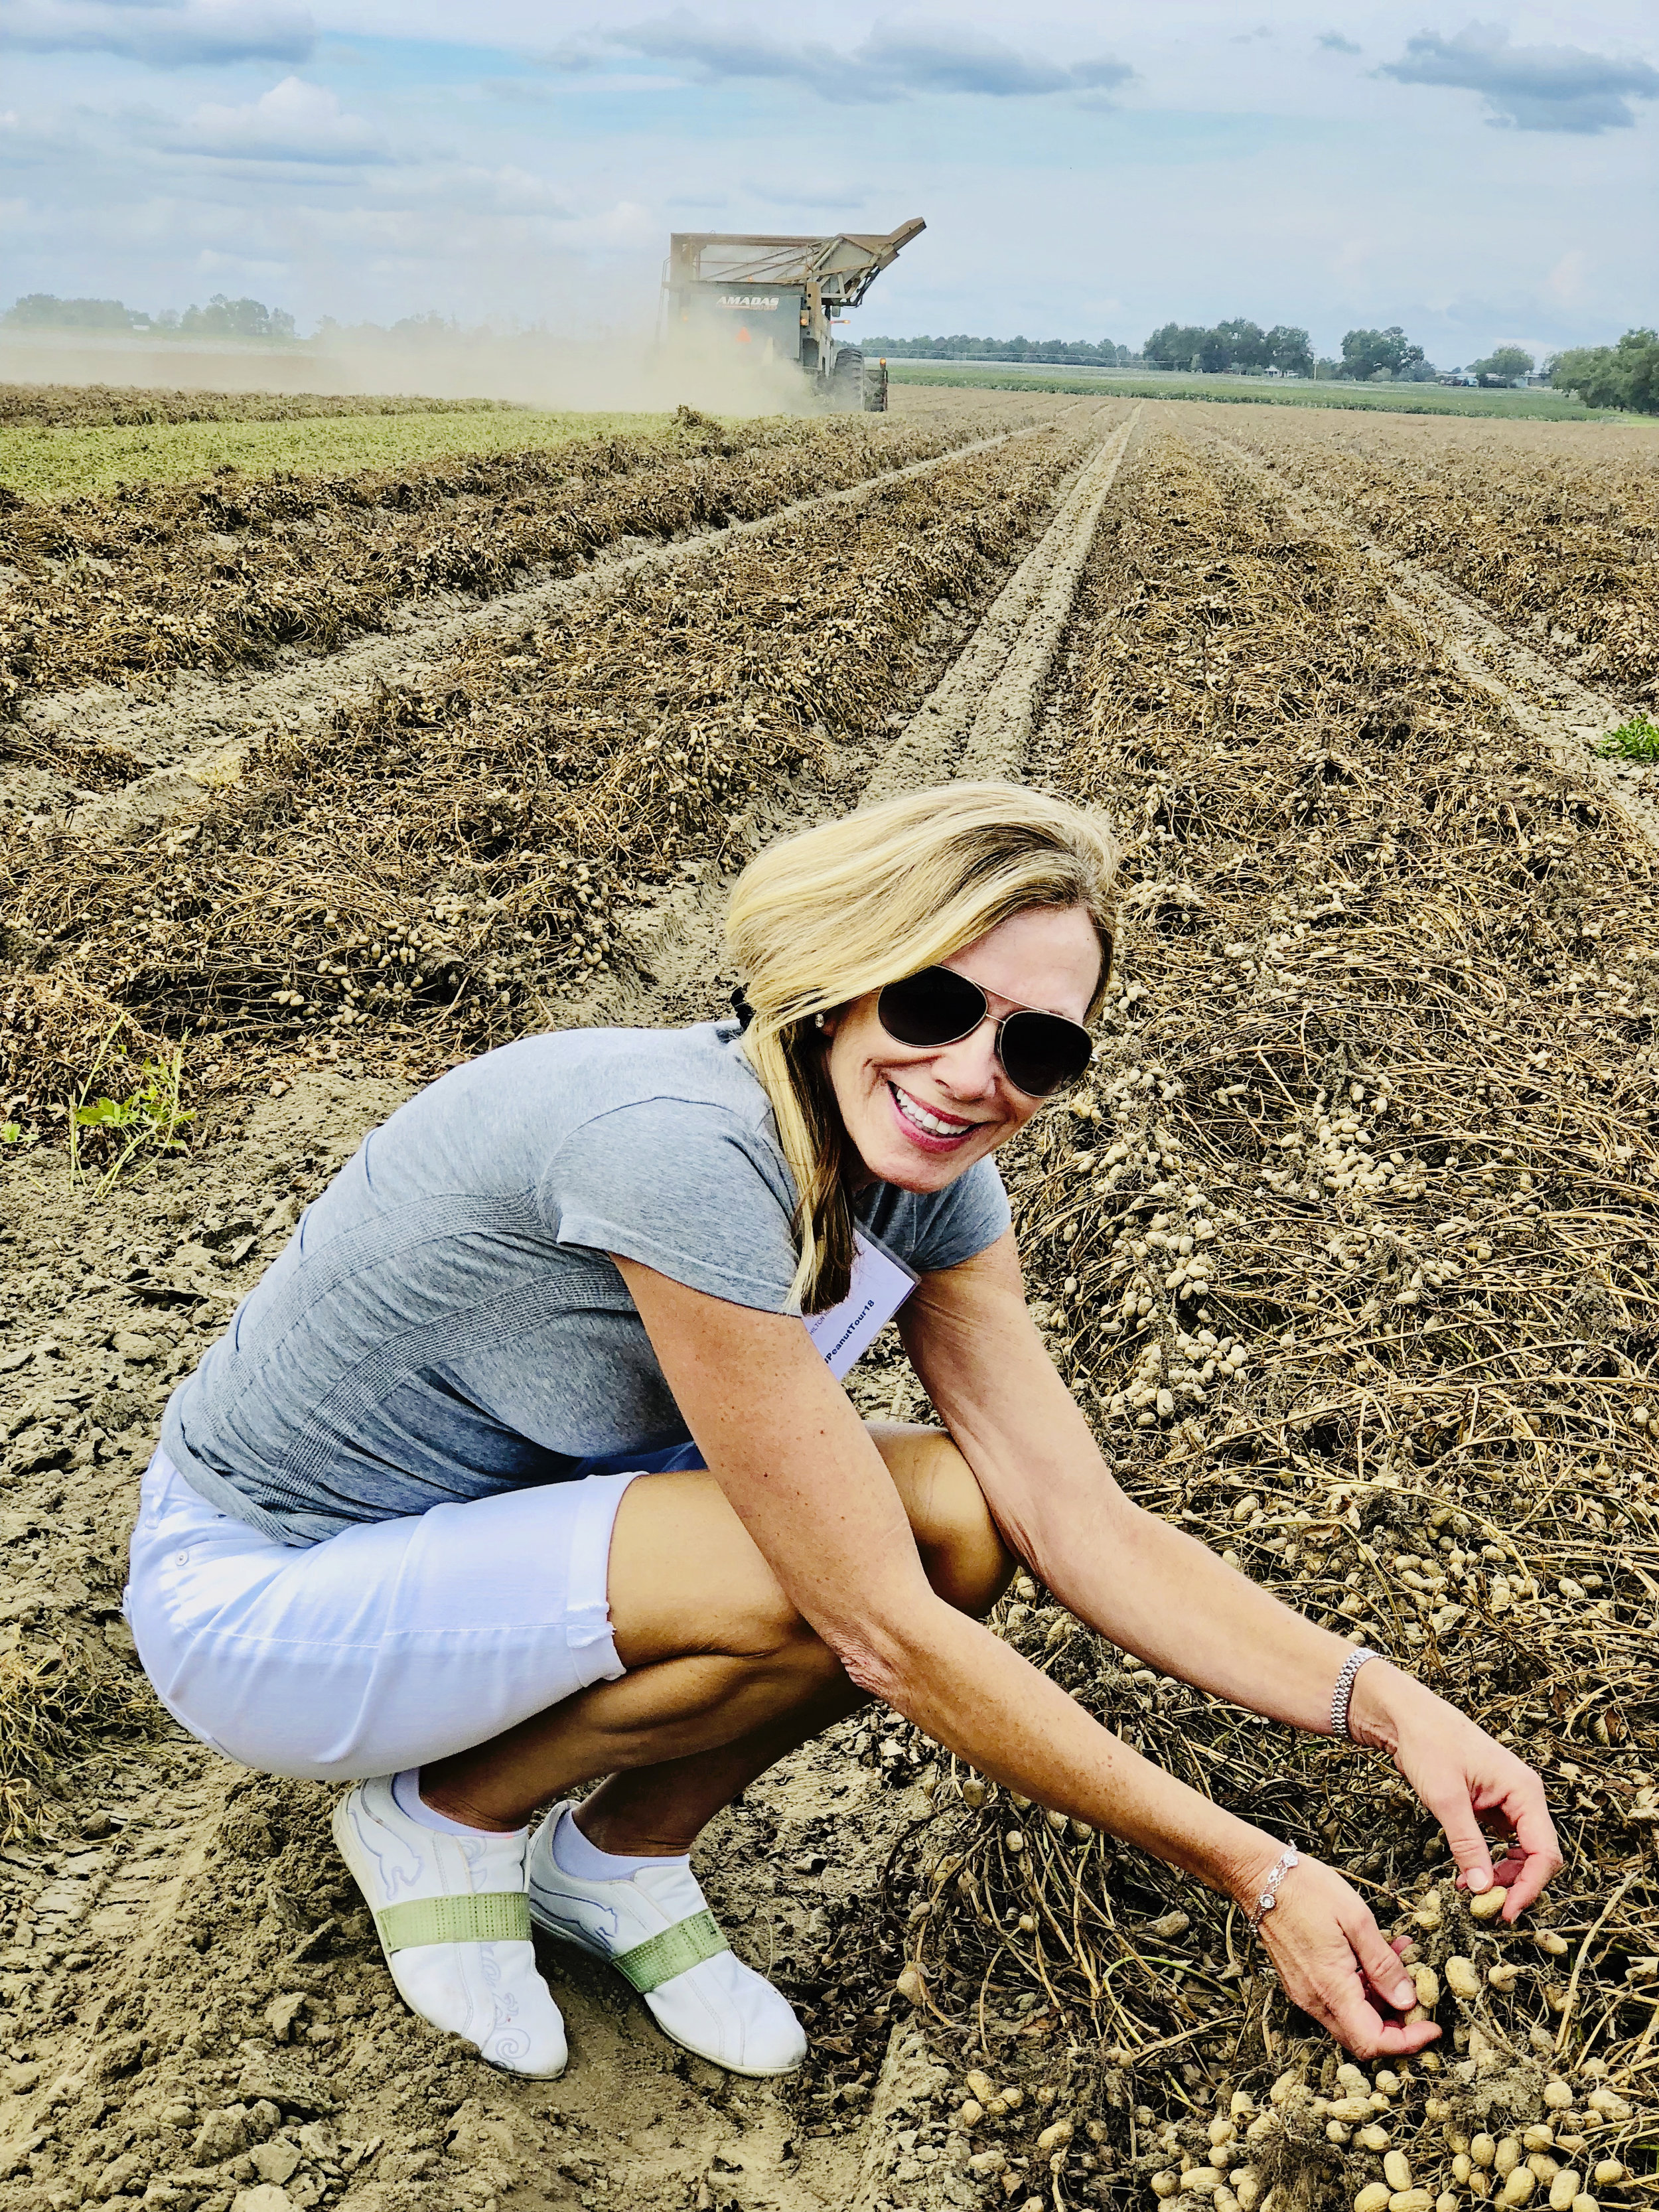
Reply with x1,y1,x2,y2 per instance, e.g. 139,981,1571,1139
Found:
877,966,1095,1098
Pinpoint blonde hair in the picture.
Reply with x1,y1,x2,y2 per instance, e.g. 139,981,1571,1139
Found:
725,782,1119,1314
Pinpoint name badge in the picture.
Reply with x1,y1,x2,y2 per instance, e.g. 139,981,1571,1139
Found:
804,1230,918,1379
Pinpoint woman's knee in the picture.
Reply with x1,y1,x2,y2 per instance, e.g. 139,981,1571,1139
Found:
869,1426,1016,1617
607,1468,832,1672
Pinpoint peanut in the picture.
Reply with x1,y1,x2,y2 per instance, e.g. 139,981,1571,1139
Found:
1445,1955,1482,2000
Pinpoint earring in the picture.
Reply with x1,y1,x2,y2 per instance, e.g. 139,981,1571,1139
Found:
814,1012,827,1030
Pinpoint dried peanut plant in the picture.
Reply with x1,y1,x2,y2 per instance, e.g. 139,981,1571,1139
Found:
842,427,1658,2212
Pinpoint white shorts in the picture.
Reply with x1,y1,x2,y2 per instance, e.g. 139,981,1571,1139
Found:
124,1451,642,1782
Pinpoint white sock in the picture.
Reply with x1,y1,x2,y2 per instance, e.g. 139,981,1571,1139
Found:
391,1767,525,1841
550,1804,688,1881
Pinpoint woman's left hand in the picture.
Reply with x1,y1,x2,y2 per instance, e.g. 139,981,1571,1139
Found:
1348,1662,1561,1914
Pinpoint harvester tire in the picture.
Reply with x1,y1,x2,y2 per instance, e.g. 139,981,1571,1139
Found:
830,348,865,411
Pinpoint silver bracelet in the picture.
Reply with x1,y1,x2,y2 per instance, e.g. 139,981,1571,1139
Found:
1248,1844,1300,1931
1331,1646,1381,1740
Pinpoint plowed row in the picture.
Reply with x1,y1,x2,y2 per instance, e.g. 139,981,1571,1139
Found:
0,406,1024,719
1195,406,1659,707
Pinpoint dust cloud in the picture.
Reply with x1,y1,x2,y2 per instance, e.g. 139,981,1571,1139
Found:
0,322,825,417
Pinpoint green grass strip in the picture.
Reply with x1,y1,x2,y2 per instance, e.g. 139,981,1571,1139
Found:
883,364,1624,421
0,406,676,500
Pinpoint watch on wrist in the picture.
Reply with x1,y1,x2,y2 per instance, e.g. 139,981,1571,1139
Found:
1331,1647,1381,1740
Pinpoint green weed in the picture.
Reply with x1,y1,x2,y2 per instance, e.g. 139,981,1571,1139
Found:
1595,715,1659,760
68,1033,194,1193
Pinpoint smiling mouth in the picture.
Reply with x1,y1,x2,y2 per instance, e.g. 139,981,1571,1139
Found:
887,1081,982,1145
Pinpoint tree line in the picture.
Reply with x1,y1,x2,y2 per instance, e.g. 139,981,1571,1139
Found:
863,322,1445,384
860,334,1136,365
865,319,1655,409
2,293,297,340
1143,322,1479,383
1143,320,1317,377
1550,330,1658,415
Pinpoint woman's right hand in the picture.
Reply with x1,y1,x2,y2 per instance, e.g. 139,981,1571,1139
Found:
1238,1846,1439,2059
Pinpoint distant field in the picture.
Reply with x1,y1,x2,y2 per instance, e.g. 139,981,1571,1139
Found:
0,404,672,500
885,362,1619,421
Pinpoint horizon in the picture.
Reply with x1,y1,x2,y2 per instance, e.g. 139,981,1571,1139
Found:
0,295,1621,379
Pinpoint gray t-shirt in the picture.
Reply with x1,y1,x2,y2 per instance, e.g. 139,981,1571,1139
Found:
163,1021,1010,1546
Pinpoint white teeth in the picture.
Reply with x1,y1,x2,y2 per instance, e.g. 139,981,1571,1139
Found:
891,1085,969,1140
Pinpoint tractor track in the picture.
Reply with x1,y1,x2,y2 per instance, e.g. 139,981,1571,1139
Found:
620,402,1141,1036
1200,424,1659,859
863,406,1141,799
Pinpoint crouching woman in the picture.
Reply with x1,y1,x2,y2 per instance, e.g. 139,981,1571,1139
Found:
123,784,1558,2081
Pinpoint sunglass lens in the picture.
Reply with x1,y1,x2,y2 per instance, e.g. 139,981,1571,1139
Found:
999,1011,1094,1096
877,967,986,1049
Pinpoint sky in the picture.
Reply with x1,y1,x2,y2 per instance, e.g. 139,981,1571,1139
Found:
1,1,1656,367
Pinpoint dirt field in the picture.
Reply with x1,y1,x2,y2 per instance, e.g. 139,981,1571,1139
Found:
1,389,1655,2212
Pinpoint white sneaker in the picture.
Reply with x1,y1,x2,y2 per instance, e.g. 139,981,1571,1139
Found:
526,1805,806,2077
332,1776,567,2077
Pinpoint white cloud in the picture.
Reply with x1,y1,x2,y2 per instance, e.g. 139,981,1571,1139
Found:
172,74,390,163
1377,23,1659,134
193,242,287,277
4,2,1655,360
480,70,686,101
545,13,1134,105
741,177,865,210
0,0,314,68
386,159,572,216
